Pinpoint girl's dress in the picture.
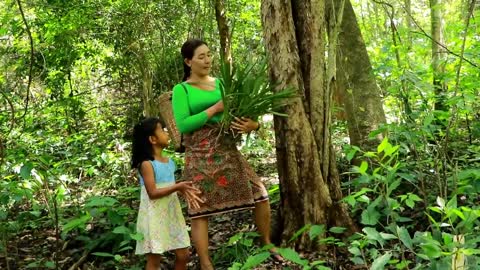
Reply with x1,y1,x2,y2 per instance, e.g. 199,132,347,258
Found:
172,80,269,219
135,159,190,254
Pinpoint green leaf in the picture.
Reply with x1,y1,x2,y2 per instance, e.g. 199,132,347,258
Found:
380,232,397,240
240,252,271,270
377,137,389,153
309,225,325,240
92,252,114,257
276,248,308,265
397,226,413,250
113,226,130,235
228,233,243,245
409,194,422,202
289,224,310,242
405,199,415,209
130,233,144,241
395,260,411,269
359,161,368,174
348,246,362,256
420,242,442,258
62,214,91,234
20,162,34,179
450,209,466,220
370,252,392,270
387,179,401,196
347,148,358,161
361,206,380,225
384,145,399,157
85,196,119,207
363,227,385,247
44,261,56,269
329,227,346,234
351,257,365,265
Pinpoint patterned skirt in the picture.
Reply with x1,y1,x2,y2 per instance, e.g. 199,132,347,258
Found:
135,184,190,255
182,125,269,219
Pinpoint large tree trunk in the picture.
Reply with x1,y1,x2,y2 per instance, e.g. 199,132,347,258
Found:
430,0,447,111
214,0,232,63
261,0,356,249
336,0,386,151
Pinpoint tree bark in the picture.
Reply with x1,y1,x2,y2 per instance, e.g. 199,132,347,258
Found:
430,0,447,111
214,0,232,63
336,0,386,151
405,0,413,48
261,0,356,249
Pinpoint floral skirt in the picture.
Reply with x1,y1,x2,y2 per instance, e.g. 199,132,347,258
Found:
135,184,190,255
182,125,269,219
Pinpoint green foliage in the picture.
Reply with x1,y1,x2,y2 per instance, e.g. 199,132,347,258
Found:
342,137,480,269
2,0,480,268
219,58,294,132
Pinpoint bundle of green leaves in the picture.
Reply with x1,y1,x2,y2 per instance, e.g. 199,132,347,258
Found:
218,58,294,133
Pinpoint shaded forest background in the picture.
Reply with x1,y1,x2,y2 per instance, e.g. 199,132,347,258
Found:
1,0,480,269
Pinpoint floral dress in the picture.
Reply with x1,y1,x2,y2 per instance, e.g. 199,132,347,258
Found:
135,159,190,255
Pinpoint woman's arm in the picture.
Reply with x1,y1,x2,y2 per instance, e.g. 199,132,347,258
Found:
172,84,223,134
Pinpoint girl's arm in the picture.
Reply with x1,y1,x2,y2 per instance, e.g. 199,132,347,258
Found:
172,84,223,134
140,161,194,200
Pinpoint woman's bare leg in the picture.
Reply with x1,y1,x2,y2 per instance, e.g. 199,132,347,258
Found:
191,217,214,270
254,200,283,261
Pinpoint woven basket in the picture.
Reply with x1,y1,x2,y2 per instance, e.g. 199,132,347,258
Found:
158,91,182,151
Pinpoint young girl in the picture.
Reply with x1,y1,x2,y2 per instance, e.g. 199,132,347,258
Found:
131,117,202,270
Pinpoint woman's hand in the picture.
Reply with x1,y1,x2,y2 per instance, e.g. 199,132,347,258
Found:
231,117,259,133
214,100,224,113
206,101,224,118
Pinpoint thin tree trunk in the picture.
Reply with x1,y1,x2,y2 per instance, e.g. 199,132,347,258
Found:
137,43,155,117
430,0,447,111
336,0,386,151
405,0,413,48
261,0,356,249
214,0,232,63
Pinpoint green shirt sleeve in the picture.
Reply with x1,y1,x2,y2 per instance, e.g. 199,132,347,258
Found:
172,84,209,134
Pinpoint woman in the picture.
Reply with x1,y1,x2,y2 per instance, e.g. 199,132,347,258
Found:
172,39,282,269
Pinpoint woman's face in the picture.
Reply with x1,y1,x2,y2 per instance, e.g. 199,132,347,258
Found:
186,44,212,77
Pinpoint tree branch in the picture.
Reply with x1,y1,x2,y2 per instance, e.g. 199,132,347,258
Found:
0,90,15,167
371,0,479,69
398,3,479,69
16,0,34,119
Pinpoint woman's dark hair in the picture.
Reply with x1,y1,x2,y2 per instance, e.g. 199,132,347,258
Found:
131,117,161,169
181,39,208,81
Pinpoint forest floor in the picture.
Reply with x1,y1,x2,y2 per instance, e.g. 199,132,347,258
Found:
1,155,353,270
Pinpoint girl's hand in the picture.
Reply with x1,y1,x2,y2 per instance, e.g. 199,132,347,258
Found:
184,190,205,210
176,181,204,209
231,117,259,133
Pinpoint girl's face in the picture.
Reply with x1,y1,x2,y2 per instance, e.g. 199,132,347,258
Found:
186,44,212,77
150,123,169,148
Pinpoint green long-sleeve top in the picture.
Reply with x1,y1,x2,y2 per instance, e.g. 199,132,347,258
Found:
172,80,222,134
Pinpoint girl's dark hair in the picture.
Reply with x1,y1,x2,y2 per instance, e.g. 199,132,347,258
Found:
181,39,208,81
131,117,161,169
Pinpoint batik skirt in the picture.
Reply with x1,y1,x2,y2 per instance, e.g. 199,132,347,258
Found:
182,125,269,219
